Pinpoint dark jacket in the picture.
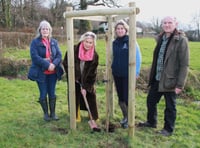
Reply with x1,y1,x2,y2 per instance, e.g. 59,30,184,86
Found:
62,43,99,120
63,42,99,93
28,37,63,82
111,35,141,77
148,29,189,92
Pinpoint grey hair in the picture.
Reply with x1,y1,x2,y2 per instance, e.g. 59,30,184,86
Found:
79,31,97,46
35,20,52,38
161,16,177,24
114,19,129,37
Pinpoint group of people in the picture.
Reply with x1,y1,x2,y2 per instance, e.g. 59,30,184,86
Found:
28,15,189,136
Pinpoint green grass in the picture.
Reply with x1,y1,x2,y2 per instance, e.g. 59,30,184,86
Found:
1,37,200,147
3,37,200,71
0,78,199,147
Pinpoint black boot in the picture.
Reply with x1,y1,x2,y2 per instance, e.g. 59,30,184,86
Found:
49,98,59,121
39,99,50,121
119,101,128,128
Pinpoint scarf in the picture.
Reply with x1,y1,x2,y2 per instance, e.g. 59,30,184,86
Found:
42,38,51,60
78,42,94,61
42,38,55,74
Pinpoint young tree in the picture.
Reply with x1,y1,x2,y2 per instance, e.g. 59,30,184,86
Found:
66,0,121,34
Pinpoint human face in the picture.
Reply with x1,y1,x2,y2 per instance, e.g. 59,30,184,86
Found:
40,26,50,38
162,16,177,37
83,37,94,50
115,24,127,37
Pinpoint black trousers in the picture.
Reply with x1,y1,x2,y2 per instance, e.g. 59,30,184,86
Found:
113,76,128,105
147,81,177,132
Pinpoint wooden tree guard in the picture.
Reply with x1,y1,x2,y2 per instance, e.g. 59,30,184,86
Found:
105,16,114,132
64,2,139,137
128,2,137,137
66,6,76,129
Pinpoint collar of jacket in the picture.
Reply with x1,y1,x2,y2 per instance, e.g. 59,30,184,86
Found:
115,35,129,42
37,36,55,46
157,29,185,41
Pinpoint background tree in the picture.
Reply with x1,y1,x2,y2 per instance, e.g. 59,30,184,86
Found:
66,0,120,34
0,0,12,29
49,0,68,27
192,10,200,41
151,17,161,35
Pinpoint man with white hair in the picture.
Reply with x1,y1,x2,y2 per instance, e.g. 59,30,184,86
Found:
138,16,189,136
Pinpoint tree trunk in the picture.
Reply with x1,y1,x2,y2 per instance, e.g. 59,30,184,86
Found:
5,0,12,29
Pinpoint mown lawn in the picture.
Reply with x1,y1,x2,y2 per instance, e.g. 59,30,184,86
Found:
1,37,200,147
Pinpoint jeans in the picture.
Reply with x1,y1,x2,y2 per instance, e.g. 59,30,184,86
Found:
147,81,177,132
37,73,57,100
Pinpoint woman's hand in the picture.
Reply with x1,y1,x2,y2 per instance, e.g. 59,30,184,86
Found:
48,63,55,71
81,88,87,97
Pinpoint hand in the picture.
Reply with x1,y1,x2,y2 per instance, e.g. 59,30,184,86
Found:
81,88,87,97
175,88,182,94
48,63,55,71
44,58,51,62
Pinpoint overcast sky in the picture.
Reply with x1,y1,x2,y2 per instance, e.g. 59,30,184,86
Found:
120,0,199,27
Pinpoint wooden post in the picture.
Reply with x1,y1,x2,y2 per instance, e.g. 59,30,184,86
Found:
105,16,114,131
63,3,139,136
66,6,76,129
64,7,135,17
128,2,137,137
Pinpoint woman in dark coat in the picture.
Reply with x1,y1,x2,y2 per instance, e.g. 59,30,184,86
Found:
63,31,99,122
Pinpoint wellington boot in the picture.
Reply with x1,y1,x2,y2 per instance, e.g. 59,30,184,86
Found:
49,98,59,121
39,99,50,121
119,101,128,127
76,104,81,122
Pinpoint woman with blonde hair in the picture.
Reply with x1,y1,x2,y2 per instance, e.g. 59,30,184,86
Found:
63,31,99,122
112,20,142,128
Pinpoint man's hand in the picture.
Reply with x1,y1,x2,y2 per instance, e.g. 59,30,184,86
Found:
175,88,182,94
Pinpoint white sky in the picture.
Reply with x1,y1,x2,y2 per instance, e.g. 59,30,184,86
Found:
120,0,199,26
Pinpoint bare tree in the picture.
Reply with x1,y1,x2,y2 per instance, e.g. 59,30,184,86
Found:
65,0,121,34
0,0,12,29
151,17,161,34
0,0,121,31
192,10,200,40
11,0,48,28
49,0,68,27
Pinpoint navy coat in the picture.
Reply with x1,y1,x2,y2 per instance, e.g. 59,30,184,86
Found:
28,37,63,82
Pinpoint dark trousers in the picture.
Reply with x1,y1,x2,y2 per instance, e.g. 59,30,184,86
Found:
113,76,128,105
37,73,57,100
147,81,177,132
75,82,99,120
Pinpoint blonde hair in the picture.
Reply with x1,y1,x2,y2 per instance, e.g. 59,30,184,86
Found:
35,20,52,38
79,31,97,46
114,19,129,37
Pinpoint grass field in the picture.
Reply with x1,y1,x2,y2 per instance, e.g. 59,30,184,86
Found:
3,37,200,71
0,37,200,148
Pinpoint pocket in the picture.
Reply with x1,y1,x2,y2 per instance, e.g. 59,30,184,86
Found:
163,73,176,89
28,66,39,81
56,64,64,80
